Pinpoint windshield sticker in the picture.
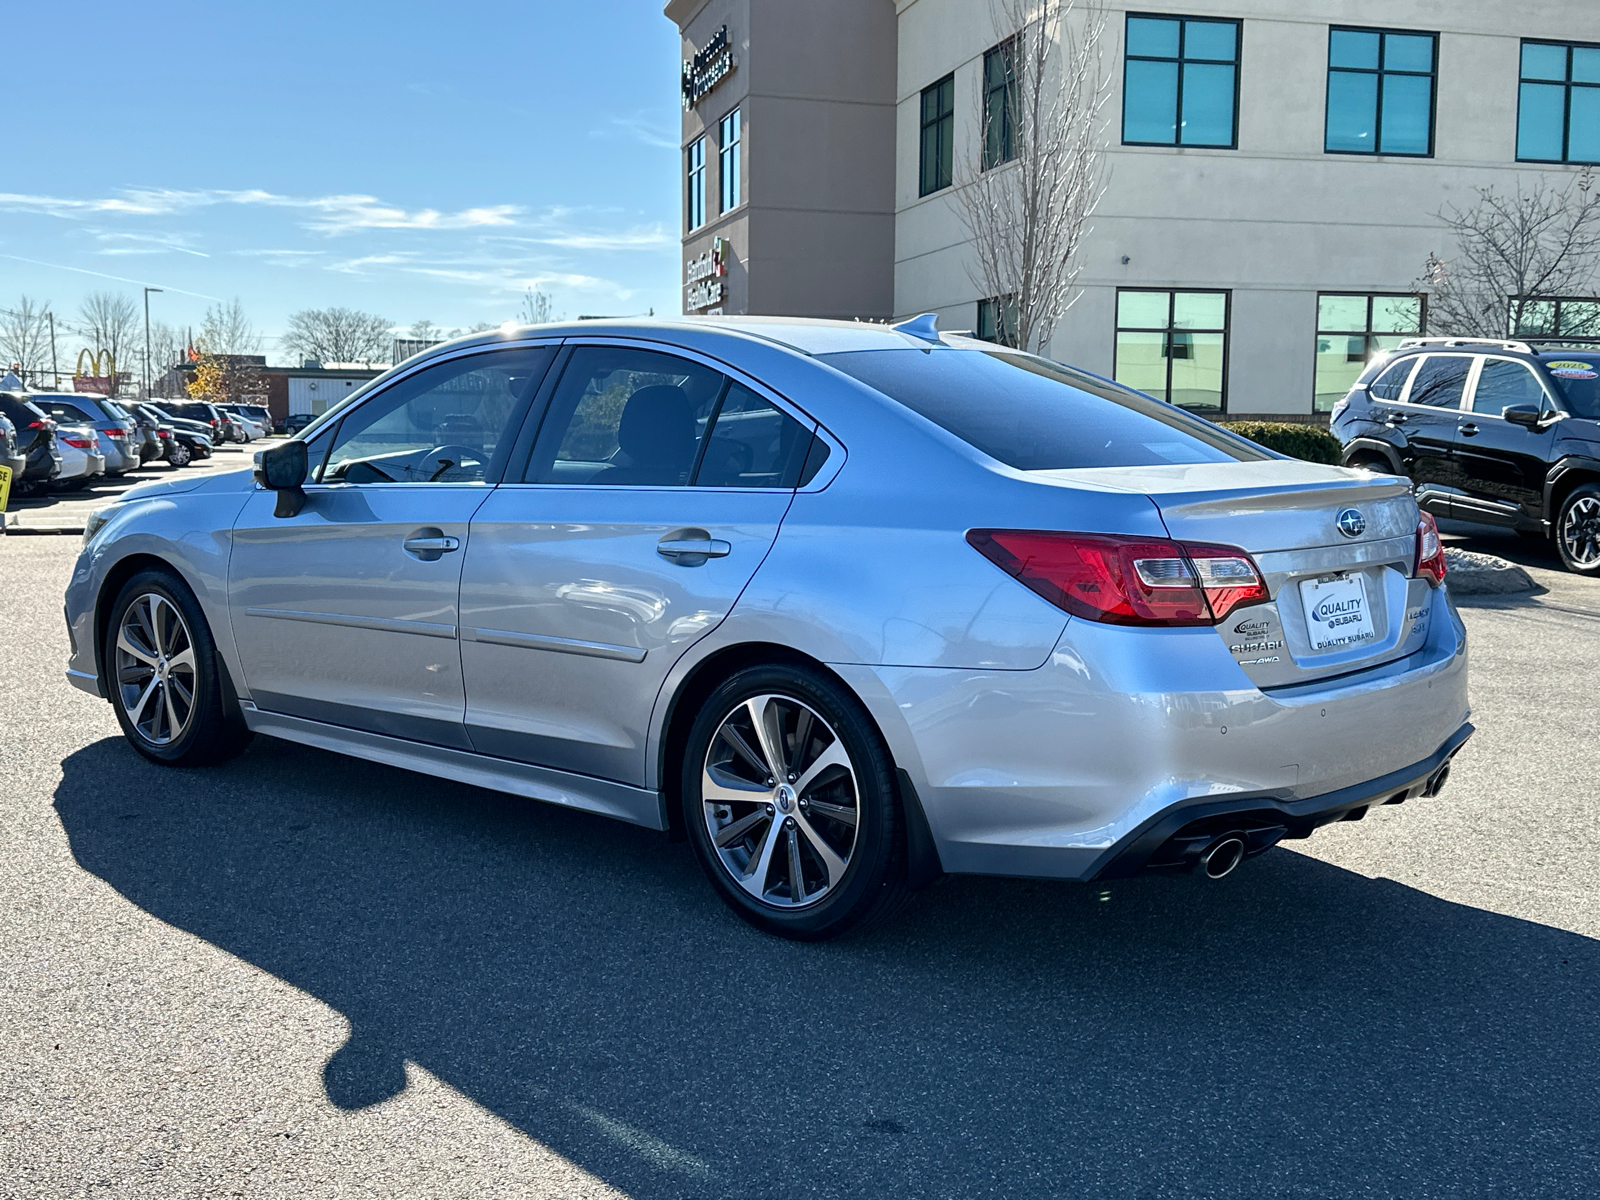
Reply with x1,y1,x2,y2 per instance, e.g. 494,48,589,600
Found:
1546,360,1599,379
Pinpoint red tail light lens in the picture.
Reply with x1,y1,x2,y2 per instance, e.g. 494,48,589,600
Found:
967,530,1267,627
1415,512,1446,586
156,429,171,439
63,436,95,449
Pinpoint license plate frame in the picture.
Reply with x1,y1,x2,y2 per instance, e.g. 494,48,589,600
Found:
1299,572,1376,651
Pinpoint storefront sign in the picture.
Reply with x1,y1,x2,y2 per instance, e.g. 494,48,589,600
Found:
682,25,735,110
686,237,729,312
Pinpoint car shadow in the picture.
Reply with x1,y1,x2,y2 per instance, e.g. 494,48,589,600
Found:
56,735,1600,1199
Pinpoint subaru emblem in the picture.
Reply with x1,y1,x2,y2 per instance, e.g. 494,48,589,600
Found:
1336,508,1366,538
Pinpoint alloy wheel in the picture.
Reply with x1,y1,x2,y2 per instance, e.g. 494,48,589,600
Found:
701,693,860,909
115,593,197,745
1561,496,1600,568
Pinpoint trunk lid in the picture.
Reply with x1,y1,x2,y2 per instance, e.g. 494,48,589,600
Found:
1034,461,1431,688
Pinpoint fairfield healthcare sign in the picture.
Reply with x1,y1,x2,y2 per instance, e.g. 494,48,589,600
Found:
686,236,729,312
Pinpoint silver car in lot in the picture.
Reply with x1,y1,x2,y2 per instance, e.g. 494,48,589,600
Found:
64,318,1471,939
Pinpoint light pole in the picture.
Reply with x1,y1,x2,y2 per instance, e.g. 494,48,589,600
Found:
143,287,163,399
47,310,59,388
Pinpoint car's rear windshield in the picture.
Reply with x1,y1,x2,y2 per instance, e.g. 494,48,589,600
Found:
820,347,1269,470
164,403,214,420
1542,356,1600,418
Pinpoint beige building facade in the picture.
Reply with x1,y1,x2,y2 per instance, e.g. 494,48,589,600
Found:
668,0,1599,416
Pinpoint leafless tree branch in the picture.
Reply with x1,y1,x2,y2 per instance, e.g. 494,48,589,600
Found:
0,295,54,385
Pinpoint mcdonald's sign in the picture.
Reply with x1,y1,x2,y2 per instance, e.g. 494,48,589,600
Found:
74,348,117,395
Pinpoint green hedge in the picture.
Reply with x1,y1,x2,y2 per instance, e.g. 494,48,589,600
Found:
1219,421,1343,465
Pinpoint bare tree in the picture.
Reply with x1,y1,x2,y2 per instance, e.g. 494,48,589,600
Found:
76,291,141,392
520,288,559,325
1416,170,1600,339
280,307,393,365
0,295,54,386
955,0,1110,353
197,297,262,355
146,320,187,398
408,318,440,341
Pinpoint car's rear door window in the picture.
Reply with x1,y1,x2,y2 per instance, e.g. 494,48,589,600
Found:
1403,354,1473,408
694,382,814,488
820,347,1268,470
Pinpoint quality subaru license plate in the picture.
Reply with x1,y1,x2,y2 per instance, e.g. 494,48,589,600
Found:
1300,573,1375,651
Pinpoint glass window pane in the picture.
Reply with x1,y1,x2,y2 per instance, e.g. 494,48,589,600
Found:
1329,30,1380,70
1472,360,1547,414
1118,290,1170,328
1318,294,1369,332
1380,73,1433,153
1371,295,1422,333
1559,300,1600,337
1574,49,1600,84
1383,34,1434,73
1173,291,1226,330
1315,335,1369,411
526,347,723,485
696,384,811,488
1369,334,1411,355
1569,86,1600,161
1406,355,1472,408
1514,300,1557,335
1127,17,1179,58
1169,332,1224,412
1518,83,1567,160
1182,20,1235,61
1115,331,1169,401
1179,63,1235,145
1326,70,1379,151
1368,357,1417,402
1124,59,1178,142
1521,42,1568,81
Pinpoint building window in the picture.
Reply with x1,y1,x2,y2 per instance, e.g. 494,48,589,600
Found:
1325,28,1437,156
1518,41,1600,163
1314,293,1424,411
976,295,1019,346
1122,14,1240,148
1510,296,1600,341
687,137,706,230
983,38,1019,169
920,73,955,196
719,109,742,213
1114,289,1229,413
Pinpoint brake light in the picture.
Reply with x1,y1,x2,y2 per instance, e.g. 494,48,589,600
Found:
967,530,1268,627
63,437,95,449
156,429,170,439
103,427,127,437
1415,512,1446,586
29,419,57,431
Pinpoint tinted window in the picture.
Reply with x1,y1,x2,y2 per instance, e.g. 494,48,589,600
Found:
1472,359,1548,415
696,383,813,488
1404,355,1472,408
319,347,554,484
821,348,1269,470
1544,356,1600,418
1366,356,1418,402
526,346,724,485
33,399,98,424
164,403,216,422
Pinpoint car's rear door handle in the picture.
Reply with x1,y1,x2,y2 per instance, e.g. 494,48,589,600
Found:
1460,423,1479,436
657,529,731,566
403,533,461,561
1385,412,1407,425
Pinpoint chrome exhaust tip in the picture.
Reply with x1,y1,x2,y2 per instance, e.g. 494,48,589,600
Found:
1199,835,1246,880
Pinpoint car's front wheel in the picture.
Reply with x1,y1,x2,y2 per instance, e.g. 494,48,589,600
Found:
165,441,191,467
1556,484,1600,575
106,569,252,766
682,664,907,940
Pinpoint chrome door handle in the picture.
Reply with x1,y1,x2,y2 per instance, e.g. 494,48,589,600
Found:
657,529,731,566
403,534,461,561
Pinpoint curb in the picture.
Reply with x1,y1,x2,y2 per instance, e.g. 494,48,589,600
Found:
1444,548,1537,595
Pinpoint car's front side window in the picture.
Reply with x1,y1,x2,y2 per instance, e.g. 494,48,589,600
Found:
317,346,555,485
1472,359,1549,415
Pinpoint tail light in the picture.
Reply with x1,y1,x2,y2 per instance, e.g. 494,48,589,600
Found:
157,429,171,439
1415,512,1446,586
63,436,95,449
103,427,128,438
967,530,1269,627
28,418,58,432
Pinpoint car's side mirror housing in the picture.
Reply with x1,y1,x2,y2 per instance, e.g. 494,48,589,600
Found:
1501,404,1544,430
254,440,308,518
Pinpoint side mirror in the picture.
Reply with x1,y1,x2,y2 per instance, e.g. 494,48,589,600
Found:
1501,405,1543,430
254,440,308,518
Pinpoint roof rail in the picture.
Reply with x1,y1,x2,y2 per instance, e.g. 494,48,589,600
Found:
1396,336,1535,354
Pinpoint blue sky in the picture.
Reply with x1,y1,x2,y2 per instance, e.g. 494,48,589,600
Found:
2,0,681,362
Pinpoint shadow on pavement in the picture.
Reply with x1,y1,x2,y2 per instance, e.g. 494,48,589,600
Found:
56,734,1600,1199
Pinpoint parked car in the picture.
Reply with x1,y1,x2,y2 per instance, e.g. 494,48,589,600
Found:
0,411,27,485
282,412,317,436
0,392,62,494
117,401,166,465
154,400,230,444
1331,336,1600,575
51,423,106,491
136,404,216,461
66,317,1471,940
219,405,266,441
28,393,140,476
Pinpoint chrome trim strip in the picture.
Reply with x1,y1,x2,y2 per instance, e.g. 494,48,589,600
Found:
244,607,457,639
461,625,646,663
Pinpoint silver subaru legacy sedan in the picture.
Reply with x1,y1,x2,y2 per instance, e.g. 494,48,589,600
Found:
64,317,1471,939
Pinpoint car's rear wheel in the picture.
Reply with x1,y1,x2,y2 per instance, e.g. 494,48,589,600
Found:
1345,453,1394,474
682,664,907,940
106,570,252,766
166,441,191,467
1556,484,1600,575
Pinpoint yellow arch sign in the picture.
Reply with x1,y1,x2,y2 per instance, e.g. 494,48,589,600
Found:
76,349,116,378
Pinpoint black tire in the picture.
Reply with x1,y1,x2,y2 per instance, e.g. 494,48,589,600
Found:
681,663,908,940
1555,483,1600,575
105,568,252,767
1345,453,1395,474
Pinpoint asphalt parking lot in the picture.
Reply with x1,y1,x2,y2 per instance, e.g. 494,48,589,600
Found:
2,524,1597,1198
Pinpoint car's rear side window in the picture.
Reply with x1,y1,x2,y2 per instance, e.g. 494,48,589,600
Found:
820,348,1268,470
1367,356,1418,402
